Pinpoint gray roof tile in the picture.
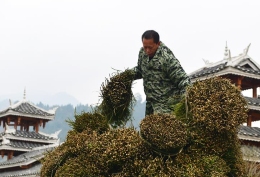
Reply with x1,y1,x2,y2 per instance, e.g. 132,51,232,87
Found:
10,130,55,140
244,96,260,107
190,63,227,79
0,163,41,177
12,102,53,116
0,147,54,167
238,126,260,137
190,59,260,79
0,140,46,149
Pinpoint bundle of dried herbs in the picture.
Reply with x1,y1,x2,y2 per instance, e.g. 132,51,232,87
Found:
140,114,188,154
99,69,135,127
66,111,109,134
41,130,99,176
174,152,230,177
186,77,248,134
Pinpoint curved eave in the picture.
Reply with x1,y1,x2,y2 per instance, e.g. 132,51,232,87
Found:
248,105,260,111
0,134,58,144
190,66,260,83
0,145,31,152
0,110,55,120
243,157,260,163
238,134,260,142
0,155,43,169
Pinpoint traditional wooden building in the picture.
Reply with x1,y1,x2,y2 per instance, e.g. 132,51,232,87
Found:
189,43,260,162
0,92,60,176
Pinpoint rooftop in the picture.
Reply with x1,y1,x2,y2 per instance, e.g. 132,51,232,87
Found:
0,100,58,120
189,44,260,81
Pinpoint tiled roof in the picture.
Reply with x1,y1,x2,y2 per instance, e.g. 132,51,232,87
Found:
190,63,227,79
241,145,260,162
0,130,55,140
0,140,46,150
0,163,41,177
0,102,53,116
238,126,260,138
0,147,54,167
244,96,260,107
189,56,260,79
236,65,260,74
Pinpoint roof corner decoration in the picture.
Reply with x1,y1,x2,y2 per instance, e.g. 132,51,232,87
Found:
243,43,251,56
48,107,59,114
9,99,12,107
2,136,10,145
5,123,16,134
202,58,213,67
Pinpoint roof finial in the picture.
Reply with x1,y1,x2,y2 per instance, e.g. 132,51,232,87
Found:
224,41,229,59
244,43,251,56
9,99,12,107
23,88,26,100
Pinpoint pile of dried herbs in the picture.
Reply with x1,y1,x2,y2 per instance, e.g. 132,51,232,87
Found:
140,114,188,154
41,77,249,177
173,77,248,177
99,69,135,127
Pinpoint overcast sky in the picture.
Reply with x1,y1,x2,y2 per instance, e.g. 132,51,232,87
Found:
1,0,260,105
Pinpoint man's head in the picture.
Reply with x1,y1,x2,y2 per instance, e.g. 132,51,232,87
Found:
142,30,160,58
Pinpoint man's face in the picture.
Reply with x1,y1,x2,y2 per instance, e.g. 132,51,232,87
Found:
142,38,160,58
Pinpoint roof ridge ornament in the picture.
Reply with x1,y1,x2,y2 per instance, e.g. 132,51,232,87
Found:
228,50,231,61
23,88,26,101
9,99,12,107
202,58,212,67
243,43,251,56
224,41,230,60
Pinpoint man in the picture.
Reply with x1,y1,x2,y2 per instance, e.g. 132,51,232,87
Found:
132,30,190,115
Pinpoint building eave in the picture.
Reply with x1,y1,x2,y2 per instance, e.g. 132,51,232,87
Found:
0,110,55,120
238,134,260,142
0,155,43,169
0,145,31,152
190,66,260,83
0,134,58,144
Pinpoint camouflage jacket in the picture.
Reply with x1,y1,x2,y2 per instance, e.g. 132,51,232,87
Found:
132,42,190,115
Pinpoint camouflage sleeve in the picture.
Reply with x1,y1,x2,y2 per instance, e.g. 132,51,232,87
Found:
165,53,191,94
131,50,143,80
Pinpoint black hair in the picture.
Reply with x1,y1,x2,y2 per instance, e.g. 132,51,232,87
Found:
142,30,160,43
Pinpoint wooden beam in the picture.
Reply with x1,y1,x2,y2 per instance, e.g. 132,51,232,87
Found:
247,115,252,127
253,86,257,98
1,151,4,158
36,121,39,133
14,119,17,130
18,117,21,125
237,76,245,90
21,164,32,169
43,121,46,129
7,117,10,124
7,152,11,160
10,151,13,159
